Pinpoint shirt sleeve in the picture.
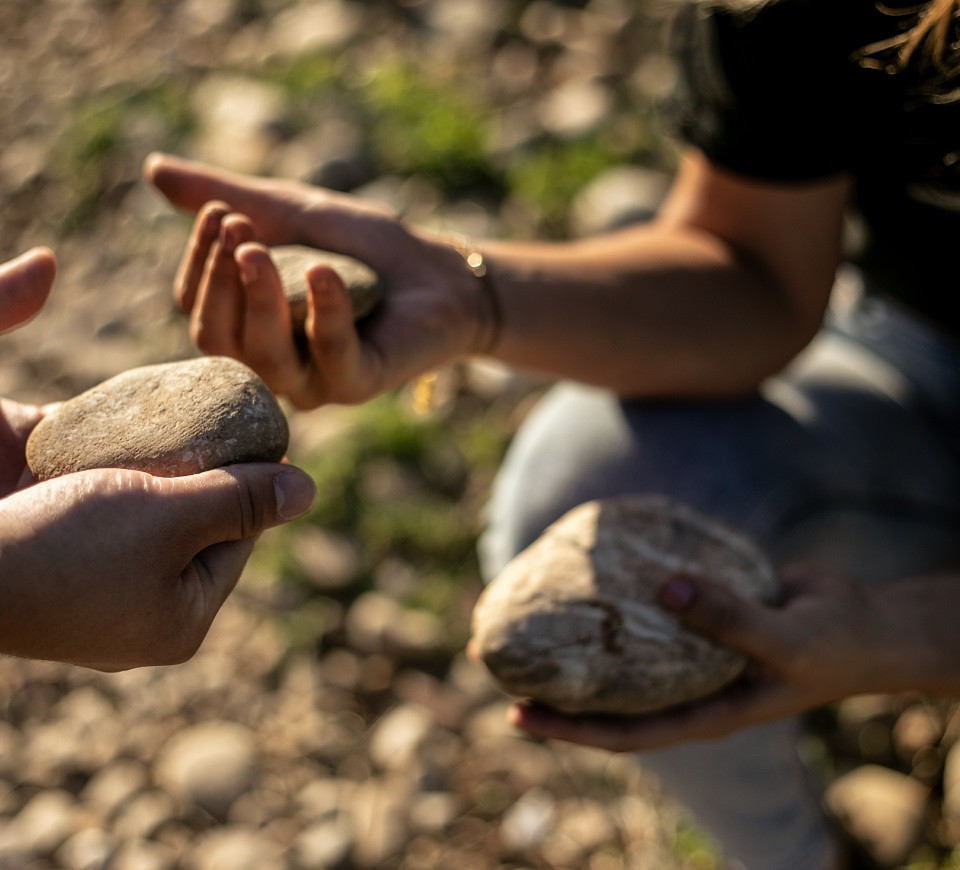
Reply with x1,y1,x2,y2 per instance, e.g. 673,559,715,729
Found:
663,1,858,182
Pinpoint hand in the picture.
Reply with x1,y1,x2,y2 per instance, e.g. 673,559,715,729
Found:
0,248,58,493
144,153,493,409
0,462,316,670
510,566,905,752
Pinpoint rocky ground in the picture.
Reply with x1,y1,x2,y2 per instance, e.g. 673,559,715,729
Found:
1,1,959,868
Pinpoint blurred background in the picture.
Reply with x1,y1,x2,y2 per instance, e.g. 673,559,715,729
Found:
0,1,958,868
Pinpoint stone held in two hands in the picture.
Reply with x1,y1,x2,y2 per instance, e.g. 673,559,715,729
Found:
272,245,381,337
25,356,289,480
470,495,780,715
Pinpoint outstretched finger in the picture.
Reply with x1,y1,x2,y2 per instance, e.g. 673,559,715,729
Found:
145,152,311,244
191,214,257,356
174,201,229,313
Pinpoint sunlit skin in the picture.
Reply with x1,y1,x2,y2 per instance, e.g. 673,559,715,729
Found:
144,149,960,750
0,248,317,671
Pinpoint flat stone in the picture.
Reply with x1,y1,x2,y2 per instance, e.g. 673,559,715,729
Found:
271,245,381,338
26,356,289,480
470,495,779,714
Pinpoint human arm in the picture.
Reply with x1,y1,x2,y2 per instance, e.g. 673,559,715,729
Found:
144,149,853,407
510,566,960,752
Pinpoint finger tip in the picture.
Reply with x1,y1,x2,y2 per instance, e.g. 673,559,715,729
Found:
506,702,527,729
306,266,350,315
274,467,317,522
142,151,163,175
658,574,699,611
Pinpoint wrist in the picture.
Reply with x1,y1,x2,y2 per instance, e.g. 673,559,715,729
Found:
443,235,503,356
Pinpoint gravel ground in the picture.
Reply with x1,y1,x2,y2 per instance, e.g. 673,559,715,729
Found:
1,2,959,868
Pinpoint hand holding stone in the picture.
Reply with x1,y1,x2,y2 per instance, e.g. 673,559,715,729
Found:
25,356,289,481
145,153,496,409
471,495,780,715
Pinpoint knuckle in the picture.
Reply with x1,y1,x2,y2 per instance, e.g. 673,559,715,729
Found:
233,475,265,539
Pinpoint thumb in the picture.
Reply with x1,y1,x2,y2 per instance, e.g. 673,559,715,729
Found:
175,462,317,548
658,574,784,661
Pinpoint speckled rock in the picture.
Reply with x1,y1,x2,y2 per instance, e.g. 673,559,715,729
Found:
470,496,779,715
272,245,381,336
25,357,289,481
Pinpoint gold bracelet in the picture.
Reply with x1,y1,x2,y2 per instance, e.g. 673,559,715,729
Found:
410,236,502,415
446,234,502,356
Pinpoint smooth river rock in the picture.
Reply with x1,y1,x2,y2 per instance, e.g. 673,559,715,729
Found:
26,356,289,480
470,495,779,715
272,245,381,336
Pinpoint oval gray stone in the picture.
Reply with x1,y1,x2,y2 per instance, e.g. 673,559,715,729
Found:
271,245,381,338
470,495,779,715
26,356,289,480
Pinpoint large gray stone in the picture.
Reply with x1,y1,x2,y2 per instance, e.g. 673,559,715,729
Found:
26,356,289,480
470,495,779,715
271,245,381,339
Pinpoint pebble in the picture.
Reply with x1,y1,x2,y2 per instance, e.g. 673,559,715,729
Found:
108,839,178,870
272,244,381,335
26,357,289,481
368,703,437,772
500,787,557,852
183,826,287,870
346,776,413,867
110,791,178,842
825,764,928,867
55,826,119,870
80,759,150,818
289,815,355,870
153,721,259,820
344,592,447,664
0,789,81,858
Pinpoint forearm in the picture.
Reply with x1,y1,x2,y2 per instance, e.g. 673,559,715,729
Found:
479,222,819,397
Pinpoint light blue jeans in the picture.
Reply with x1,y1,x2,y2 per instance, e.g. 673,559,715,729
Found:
479,272,960,870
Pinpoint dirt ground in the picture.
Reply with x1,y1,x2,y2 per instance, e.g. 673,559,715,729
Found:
1,2,958,869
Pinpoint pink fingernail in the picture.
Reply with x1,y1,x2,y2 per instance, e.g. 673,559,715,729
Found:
659,576,697,610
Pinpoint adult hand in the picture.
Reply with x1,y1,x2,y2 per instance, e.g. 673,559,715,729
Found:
144,153,494,409
0,462,316,671
510,566,910,752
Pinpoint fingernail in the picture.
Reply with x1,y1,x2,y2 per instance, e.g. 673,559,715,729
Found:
659,575,697,610
274,470,316,521
239,259,260,284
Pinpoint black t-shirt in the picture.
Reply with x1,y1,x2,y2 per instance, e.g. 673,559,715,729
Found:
664,0,960,338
